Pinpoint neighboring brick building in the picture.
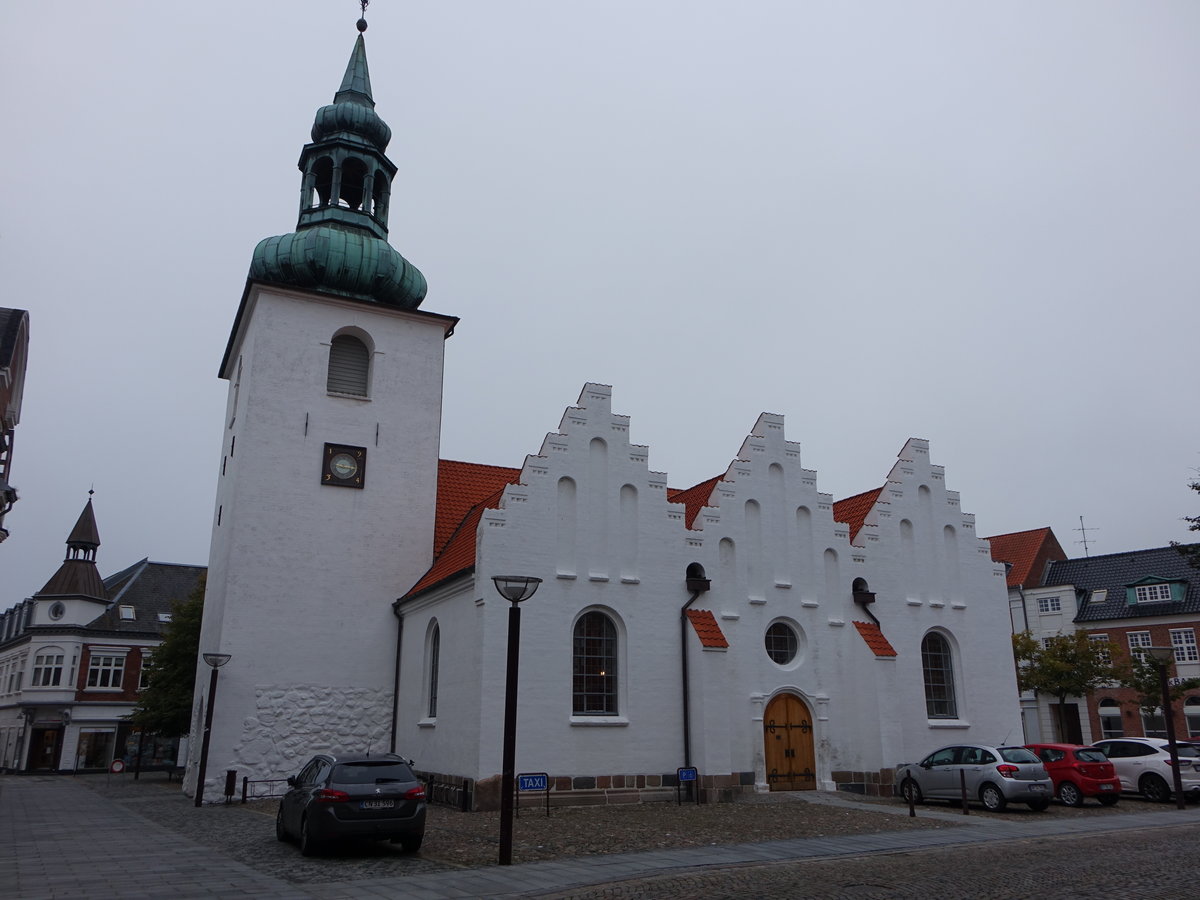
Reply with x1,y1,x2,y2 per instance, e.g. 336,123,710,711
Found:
1057,548,1200,743
0,499,205,772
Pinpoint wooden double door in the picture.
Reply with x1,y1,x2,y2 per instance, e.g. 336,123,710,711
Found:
763,693,816,791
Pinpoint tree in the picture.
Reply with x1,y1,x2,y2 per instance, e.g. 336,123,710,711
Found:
130,575,205,737
1012,630,1122,741
1118,651,1200,716
1173,475,1200,568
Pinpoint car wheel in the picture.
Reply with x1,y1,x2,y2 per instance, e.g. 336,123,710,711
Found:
1140,773,1171,803
1027,798,1050,812
900,778,924,805
399,833,423,853
299,816,320,857
1097,794,1120,807
980,783,1007,812
1058,782,1084,807
275,805,289,842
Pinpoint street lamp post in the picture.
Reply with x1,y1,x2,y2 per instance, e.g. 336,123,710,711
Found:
193,652,231,808
492,575,542,866
1146,646,1186,810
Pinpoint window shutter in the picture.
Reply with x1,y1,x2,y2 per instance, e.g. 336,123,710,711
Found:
327,335,369,396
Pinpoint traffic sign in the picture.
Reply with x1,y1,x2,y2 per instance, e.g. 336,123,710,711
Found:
518,772,548,791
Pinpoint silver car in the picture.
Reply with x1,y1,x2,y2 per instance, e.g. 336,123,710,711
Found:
897,743,1053,812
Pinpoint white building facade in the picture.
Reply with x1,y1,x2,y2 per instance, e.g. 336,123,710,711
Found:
192,24,1023,806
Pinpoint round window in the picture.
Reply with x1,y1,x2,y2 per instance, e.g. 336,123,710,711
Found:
49,602,66,621
765,622,798,665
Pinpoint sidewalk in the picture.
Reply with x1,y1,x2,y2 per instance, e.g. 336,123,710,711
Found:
3,775,1197,899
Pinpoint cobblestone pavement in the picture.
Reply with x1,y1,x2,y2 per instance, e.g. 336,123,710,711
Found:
536,824,1200,898
4,772,1199,898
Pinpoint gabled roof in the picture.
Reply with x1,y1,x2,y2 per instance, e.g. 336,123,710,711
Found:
403,461,521,600
853,620,898,657
666,476,722,529
1052,545,1200,622
90,561,206,634
833,487,883,543
985,527,1066,588
435,460,521,555
0,308,28,369
685,609,729,648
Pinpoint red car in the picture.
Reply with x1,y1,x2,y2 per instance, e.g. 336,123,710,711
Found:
1025,743,1122,807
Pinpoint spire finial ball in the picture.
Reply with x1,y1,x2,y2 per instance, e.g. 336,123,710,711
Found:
357,17,368,33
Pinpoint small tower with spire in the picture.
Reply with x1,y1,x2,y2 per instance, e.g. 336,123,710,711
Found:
33,496,108,625
192,10,458,800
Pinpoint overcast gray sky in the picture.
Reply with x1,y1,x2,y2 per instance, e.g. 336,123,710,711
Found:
2,1,1197,603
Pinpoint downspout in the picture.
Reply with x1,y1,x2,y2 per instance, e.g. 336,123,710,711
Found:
390,598,404,754
680,563,711,775
852,586,878,625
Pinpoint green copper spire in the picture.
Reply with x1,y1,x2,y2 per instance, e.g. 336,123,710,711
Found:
248,19,426,309
336,34,374,106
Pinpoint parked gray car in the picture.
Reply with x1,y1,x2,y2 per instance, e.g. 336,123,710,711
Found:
897,743,1053,812
276,752,427,856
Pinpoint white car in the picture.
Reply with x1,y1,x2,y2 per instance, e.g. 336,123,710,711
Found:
896,743,1053,812
1091,738,1200,803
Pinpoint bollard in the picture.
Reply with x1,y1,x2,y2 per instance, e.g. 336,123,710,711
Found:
224,769,237,804
959,769,969,815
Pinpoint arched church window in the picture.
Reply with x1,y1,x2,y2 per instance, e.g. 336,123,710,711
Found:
312,156,334,207
340,158,368,210
921,631,957,718
573,611,617,715
327,334,370,396
427,622,440,718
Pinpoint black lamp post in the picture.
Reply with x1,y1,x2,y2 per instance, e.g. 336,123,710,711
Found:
1146,646,1186,810
193,652,231,807
492,575,542,866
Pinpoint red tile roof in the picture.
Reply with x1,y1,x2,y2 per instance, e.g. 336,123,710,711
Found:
435,460,522,554
667,476,723,529
853,620,898,657
833,487,883,542
685,609,729,648
404,461,521,599
985,527,1066,588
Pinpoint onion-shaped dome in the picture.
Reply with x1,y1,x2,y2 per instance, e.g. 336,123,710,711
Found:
250,225,427,309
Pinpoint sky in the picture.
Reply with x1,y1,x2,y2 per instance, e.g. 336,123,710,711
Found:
1,1,1197,604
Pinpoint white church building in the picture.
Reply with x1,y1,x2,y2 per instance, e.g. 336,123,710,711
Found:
190,22,1021,807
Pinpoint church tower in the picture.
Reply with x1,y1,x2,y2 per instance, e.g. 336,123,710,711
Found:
190,16,457,797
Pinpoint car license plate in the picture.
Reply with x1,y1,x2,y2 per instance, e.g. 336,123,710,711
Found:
361,799,395,810
1029,784,1046,792
1100,784,1113,791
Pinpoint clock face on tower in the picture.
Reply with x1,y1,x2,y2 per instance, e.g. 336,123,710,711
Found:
322,443,366,488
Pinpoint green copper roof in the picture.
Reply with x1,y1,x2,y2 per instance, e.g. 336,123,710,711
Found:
250,226,427,309
336,34,374,106
247,29,426,308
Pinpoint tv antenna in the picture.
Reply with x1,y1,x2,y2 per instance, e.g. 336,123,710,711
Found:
1075,516,1098,557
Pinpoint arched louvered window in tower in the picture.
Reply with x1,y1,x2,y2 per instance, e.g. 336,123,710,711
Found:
327,335,370,396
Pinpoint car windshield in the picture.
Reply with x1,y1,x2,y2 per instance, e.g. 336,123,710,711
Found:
1075,749,1108,762
332,762,415,784
998,747,1040,764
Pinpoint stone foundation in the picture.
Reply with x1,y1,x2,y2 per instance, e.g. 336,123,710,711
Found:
831,767,894,797
466,770,758,811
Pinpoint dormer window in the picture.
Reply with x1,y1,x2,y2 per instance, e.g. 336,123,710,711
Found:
1136,583,1172,603
1126,577,1186,606
158,613,172,624
119,605,136,621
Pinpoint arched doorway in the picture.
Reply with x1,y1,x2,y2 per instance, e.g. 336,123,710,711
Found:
763,693,815,791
